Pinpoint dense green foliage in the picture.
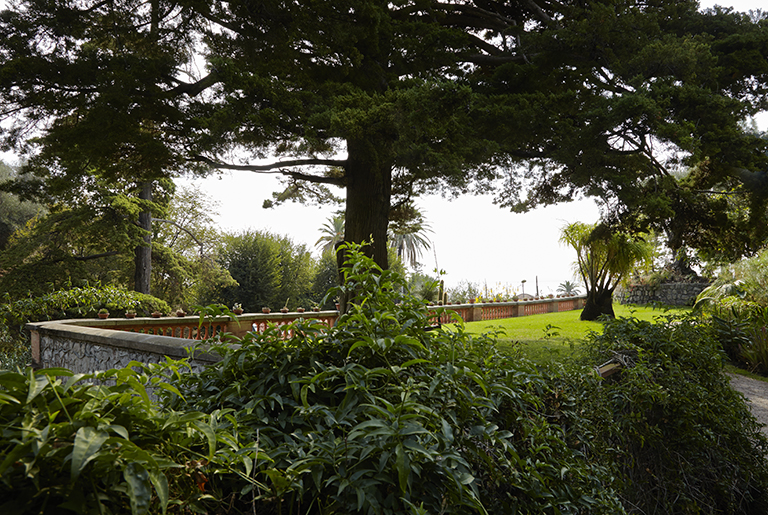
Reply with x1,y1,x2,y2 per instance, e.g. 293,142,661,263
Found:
577,315,768,514
0,161,43,251
166,245,625,514
0,365,239,513
1,285,170,331
2,245,767,514
695,247,768,373
207,230,316,312
0,178,161,298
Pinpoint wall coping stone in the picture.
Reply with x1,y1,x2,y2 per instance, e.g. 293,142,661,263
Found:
26,319,221,365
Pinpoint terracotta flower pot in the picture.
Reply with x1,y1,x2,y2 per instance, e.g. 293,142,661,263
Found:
98,313,109,319
233,308,243,315
297,307,305,313
262,307,271,314
125,313,136,319
152,311,162,318
280,307,289,313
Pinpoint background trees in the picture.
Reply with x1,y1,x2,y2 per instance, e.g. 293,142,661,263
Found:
208,231,315,312
0,172,163,297
0,161,42,251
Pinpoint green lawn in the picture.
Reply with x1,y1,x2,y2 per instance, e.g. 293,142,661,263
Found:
457,303,690,362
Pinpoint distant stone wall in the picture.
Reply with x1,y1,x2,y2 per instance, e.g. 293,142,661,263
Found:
617,282,710,306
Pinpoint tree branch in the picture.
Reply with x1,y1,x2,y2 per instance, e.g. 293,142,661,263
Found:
57,251,120,263
152,218,205,256
463,53,528,65
464,33,505,56
191,155,348,186
521,0,553,24
166,72,219,97
436,3,518,30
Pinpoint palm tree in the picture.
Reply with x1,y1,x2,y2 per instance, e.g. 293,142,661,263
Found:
388,205,432,269
556,280,581,295
315,214,345,254
560,222,652,320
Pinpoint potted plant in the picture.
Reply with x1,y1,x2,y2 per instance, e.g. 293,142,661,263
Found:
97,308,109,319
176,309,186,317
311,302,320,312
262,306,271,314
151,310,163,318
232,303,244,315
124,309,137,319
296,306,305,313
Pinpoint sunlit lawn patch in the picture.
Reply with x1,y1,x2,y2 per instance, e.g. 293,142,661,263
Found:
458,303,690,363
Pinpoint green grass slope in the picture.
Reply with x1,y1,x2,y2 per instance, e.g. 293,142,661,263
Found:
458,303,689,362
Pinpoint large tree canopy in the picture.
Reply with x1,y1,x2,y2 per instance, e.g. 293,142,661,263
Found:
2,0,767,273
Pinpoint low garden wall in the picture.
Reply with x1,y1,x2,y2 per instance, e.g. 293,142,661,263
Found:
27,298,585,373
616,282,710,306
27,320,221,376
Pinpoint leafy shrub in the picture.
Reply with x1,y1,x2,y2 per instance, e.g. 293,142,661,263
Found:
0,324,29,370
1,285,170,335
577,315,768,514
0,364,245,514
696,288,768,372
164,243,625,514
0,286,170,370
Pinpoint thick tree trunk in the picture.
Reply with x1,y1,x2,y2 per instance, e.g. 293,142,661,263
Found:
338,138,393,313
134,182,153,294
580,287,615,321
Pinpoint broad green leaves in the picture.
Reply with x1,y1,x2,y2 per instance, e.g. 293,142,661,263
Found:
0,364,251,514
167,243,627,513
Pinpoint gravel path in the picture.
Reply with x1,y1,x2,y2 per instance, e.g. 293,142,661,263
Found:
728,373,768,436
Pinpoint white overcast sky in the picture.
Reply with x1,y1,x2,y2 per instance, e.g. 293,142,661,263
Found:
1,0,763,294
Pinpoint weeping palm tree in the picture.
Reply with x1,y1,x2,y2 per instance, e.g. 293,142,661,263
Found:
315,214,345,254
560,222,652,320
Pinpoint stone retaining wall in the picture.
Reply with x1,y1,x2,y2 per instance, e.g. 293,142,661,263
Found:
28,320,220,376
616,282,709,306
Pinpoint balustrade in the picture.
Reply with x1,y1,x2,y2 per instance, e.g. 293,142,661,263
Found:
428,296,584,324
97,311,340,340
